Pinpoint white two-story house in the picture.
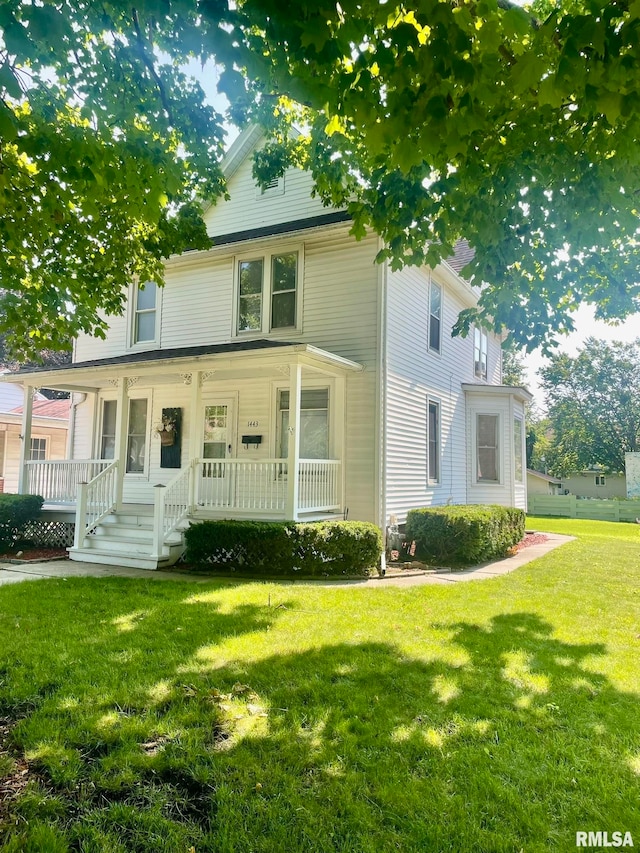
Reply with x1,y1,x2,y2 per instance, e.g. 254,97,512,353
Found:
6,125,531,568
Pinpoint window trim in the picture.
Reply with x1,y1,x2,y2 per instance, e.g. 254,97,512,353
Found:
426,396,441,486
428,278,443,355
233,244,303,337
475,412,501,485
129,281,161,351
473,326,488,381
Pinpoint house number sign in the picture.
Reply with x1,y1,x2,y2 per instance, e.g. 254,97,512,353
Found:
247,420,259,427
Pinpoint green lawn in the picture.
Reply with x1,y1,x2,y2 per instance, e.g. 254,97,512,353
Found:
1,516,639,852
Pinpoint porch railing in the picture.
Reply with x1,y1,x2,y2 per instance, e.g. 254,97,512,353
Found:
26,459,112,504
73,461,119,547
151,464,194,558
193,458,341,514
298,460,342,512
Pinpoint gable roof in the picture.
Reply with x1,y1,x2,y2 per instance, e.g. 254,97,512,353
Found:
447,239,475,274
10,398,71,420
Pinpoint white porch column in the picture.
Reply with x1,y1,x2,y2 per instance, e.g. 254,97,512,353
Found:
188,371,202,510
285,362,302,520
17,385,34,494
114,377,129,509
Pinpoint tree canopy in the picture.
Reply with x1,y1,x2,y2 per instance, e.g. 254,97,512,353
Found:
2,0,640,358
539,338,640,475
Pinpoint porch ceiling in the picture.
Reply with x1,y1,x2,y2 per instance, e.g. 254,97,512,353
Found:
3,340,364,392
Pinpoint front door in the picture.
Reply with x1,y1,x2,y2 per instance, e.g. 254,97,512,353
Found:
199,399,235,508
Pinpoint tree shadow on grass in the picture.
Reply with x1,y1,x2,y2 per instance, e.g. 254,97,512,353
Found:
2,599,640,853
195,613,640,853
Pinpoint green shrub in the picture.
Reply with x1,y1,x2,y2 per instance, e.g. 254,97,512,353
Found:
405,504,526,566
0,494,44,551
183,519,383,577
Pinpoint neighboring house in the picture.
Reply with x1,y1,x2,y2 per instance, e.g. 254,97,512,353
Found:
4,125,531,568
526,469,562,498
559,471,627,500
0,380,70,493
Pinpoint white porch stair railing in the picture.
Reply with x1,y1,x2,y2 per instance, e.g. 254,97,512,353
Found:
151,463,195,559
73,461,119,548
26,459,113,504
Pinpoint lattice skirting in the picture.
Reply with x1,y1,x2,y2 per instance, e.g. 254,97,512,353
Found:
24,520,76,548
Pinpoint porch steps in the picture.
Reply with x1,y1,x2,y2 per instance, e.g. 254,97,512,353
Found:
68,506,186,570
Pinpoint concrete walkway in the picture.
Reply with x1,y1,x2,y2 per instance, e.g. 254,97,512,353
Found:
0,533,574,588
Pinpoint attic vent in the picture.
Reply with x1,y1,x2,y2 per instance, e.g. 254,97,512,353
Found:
256,174,285,198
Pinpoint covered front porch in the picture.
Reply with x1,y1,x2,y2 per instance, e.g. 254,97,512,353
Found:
7,340,362,567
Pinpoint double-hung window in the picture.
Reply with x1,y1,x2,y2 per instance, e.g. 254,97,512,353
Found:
426,398,440,485
133,282,157,345
30,437,48,461
477,414,500,483
513,416,523,484
126,398,148,474
237,250,299,334
474,327,488,380
100,400,117,460
428,280,442,353
278,389,329,459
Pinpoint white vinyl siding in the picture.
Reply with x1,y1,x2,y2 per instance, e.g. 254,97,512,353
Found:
204,148,330,238
384,262,505,521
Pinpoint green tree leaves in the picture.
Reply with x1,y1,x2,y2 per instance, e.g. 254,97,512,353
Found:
539,338,640,475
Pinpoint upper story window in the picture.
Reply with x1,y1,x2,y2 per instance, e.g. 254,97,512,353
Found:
474,327,488,380
595,474,606,486
237,250,299,335
133,282,157,345
428,280,442,353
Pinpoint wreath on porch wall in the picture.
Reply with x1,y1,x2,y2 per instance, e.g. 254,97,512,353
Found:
154,412,178,446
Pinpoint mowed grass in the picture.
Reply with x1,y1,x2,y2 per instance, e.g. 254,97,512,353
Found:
0,517,639,852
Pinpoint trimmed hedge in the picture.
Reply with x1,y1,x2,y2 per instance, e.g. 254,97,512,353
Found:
183,519,383,577
405,504,526,566
0,494,45,551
